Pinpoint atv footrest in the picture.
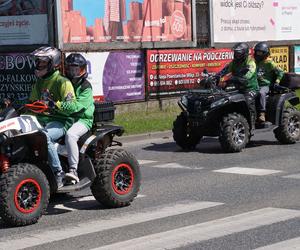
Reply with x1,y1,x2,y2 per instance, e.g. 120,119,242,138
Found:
57,177,92,193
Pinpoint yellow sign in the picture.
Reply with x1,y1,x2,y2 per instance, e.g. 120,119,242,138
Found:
270,46,289,72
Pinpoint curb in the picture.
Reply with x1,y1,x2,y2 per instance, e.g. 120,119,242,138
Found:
118,130,172,144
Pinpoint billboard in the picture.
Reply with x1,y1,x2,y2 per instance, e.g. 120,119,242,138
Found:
211,0,300,44
61,0,192,45
0,0,48,45
269,46,289,72
295,46,300,74
68,51,145,103
0,53,35,104
147,48,233,96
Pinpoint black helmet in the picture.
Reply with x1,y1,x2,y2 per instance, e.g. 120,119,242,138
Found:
254,42,270,62
64,53,88,84
31,46,61,78
232,42,249,63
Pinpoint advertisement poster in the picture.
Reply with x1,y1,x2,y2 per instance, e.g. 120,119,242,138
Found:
212,0,300,43
72,51,145,103
0,53,35,103
61,0,192,44
0,0,48,45
294,46,300,74
270,46,289,72
147,48,233,96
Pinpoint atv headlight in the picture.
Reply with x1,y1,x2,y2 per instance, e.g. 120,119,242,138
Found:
210,98,228,109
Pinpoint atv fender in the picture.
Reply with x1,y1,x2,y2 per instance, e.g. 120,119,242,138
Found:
271,93,299,126
79,125,124,154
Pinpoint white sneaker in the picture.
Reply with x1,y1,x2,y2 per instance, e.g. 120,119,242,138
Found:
65,169,79,184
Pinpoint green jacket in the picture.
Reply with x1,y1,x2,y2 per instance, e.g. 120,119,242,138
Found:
256,58,284,87
57,79,95,129
220,56,259,92
29,70,76,130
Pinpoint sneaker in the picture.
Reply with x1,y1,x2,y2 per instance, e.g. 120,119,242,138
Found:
65,169,79,184
258,112,266,123
55,170,65,189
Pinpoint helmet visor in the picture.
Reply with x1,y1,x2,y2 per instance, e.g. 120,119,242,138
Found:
255,50,265,56
234,50,245,60
34,56,50,70
65,65,85,79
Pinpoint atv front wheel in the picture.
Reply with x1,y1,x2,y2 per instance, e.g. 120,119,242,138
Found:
0,163,50,226
91,149,141,208
172,113,202,150
274,108,300,144
219,113,250,153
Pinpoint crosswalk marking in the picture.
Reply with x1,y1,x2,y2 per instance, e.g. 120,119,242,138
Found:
0,201,223,250
282,173,300,180
255,237,300,249
138,160,157,165
91,208,300,250
52,194,146,212
149,163,201,169
214,167,282,176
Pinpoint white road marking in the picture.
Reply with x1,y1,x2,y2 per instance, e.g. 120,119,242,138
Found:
214,167,282,176
149,163,201,169
282,173,300,179
0,201,223,250
255,237,300,250
52,194,146,212
92,208,300,250
138,160,157,165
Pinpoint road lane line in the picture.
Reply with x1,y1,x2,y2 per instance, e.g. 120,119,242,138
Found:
149,163,202,169
255,237,300,249
214,167,282,176
91,208,300,250
138,160,157,165
282,173,300,179
0,201,223,250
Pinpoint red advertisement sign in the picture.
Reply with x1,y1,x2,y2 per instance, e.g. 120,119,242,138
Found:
147,48,234,96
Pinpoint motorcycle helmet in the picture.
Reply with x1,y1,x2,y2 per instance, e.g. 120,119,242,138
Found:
64,53,88,85
254,42,270,62
232,42,249,63
31,46,61,78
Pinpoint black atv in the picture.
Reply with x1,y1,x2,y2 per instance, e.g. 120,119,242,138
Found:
173,72,300,153
0,101,141,226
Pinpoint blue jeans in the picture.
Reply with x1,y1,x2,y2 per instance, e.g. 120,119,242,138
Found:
42,121,65,173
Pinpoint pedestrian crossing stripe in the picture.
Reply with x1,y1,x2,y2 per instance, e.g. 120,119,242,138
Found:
0,201,223,249
91,208,300,250
214,167,283,176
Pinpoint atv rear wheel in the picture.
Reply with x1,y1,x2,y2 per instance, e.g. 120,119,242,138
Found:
172,113,202,150
274,108,300,144
219,113,250,153
0,163,50,226
91,149,141,208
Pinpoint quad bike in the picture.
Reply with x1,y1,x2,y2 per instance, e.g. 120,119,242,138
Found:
0,100,141,226
173,70,300,153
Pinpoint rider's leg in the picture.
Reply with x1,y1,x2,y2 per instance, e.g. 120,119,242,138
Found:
258,86,269,122
65,121,88,183
43,121,65,188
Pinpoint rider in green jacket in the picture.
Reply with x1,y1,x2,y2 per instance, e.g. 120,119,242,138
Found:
217,42,259,125
59,53,95,184
254,42,284,123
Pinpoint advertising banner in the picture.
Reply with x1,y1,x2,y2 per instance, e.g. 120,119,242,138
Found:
0,53,35,104
61,0,192,45
212,0,300,43
294,46,300,74
0,0,48,45
147,48,233,96
270,46,289,72
71,51,145,103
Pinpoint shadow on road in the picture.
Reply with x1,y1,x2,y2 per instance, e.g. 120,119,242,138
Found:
143,138,280,154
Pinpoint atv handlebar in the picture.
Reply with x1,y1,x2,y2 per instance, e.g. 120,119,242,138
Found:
24,101,49,114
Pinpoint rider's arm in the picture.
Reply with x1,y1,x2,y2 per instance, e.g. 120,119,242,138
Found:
217,63,231,77
243,60,256,80
271,61,284,84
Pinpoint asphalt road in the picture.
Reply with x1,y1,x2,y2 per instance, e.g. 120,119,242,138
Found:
1,130,300,250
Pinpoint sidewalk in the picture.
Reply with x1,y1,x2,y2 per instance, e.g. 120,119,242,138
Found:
118,130,172,144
